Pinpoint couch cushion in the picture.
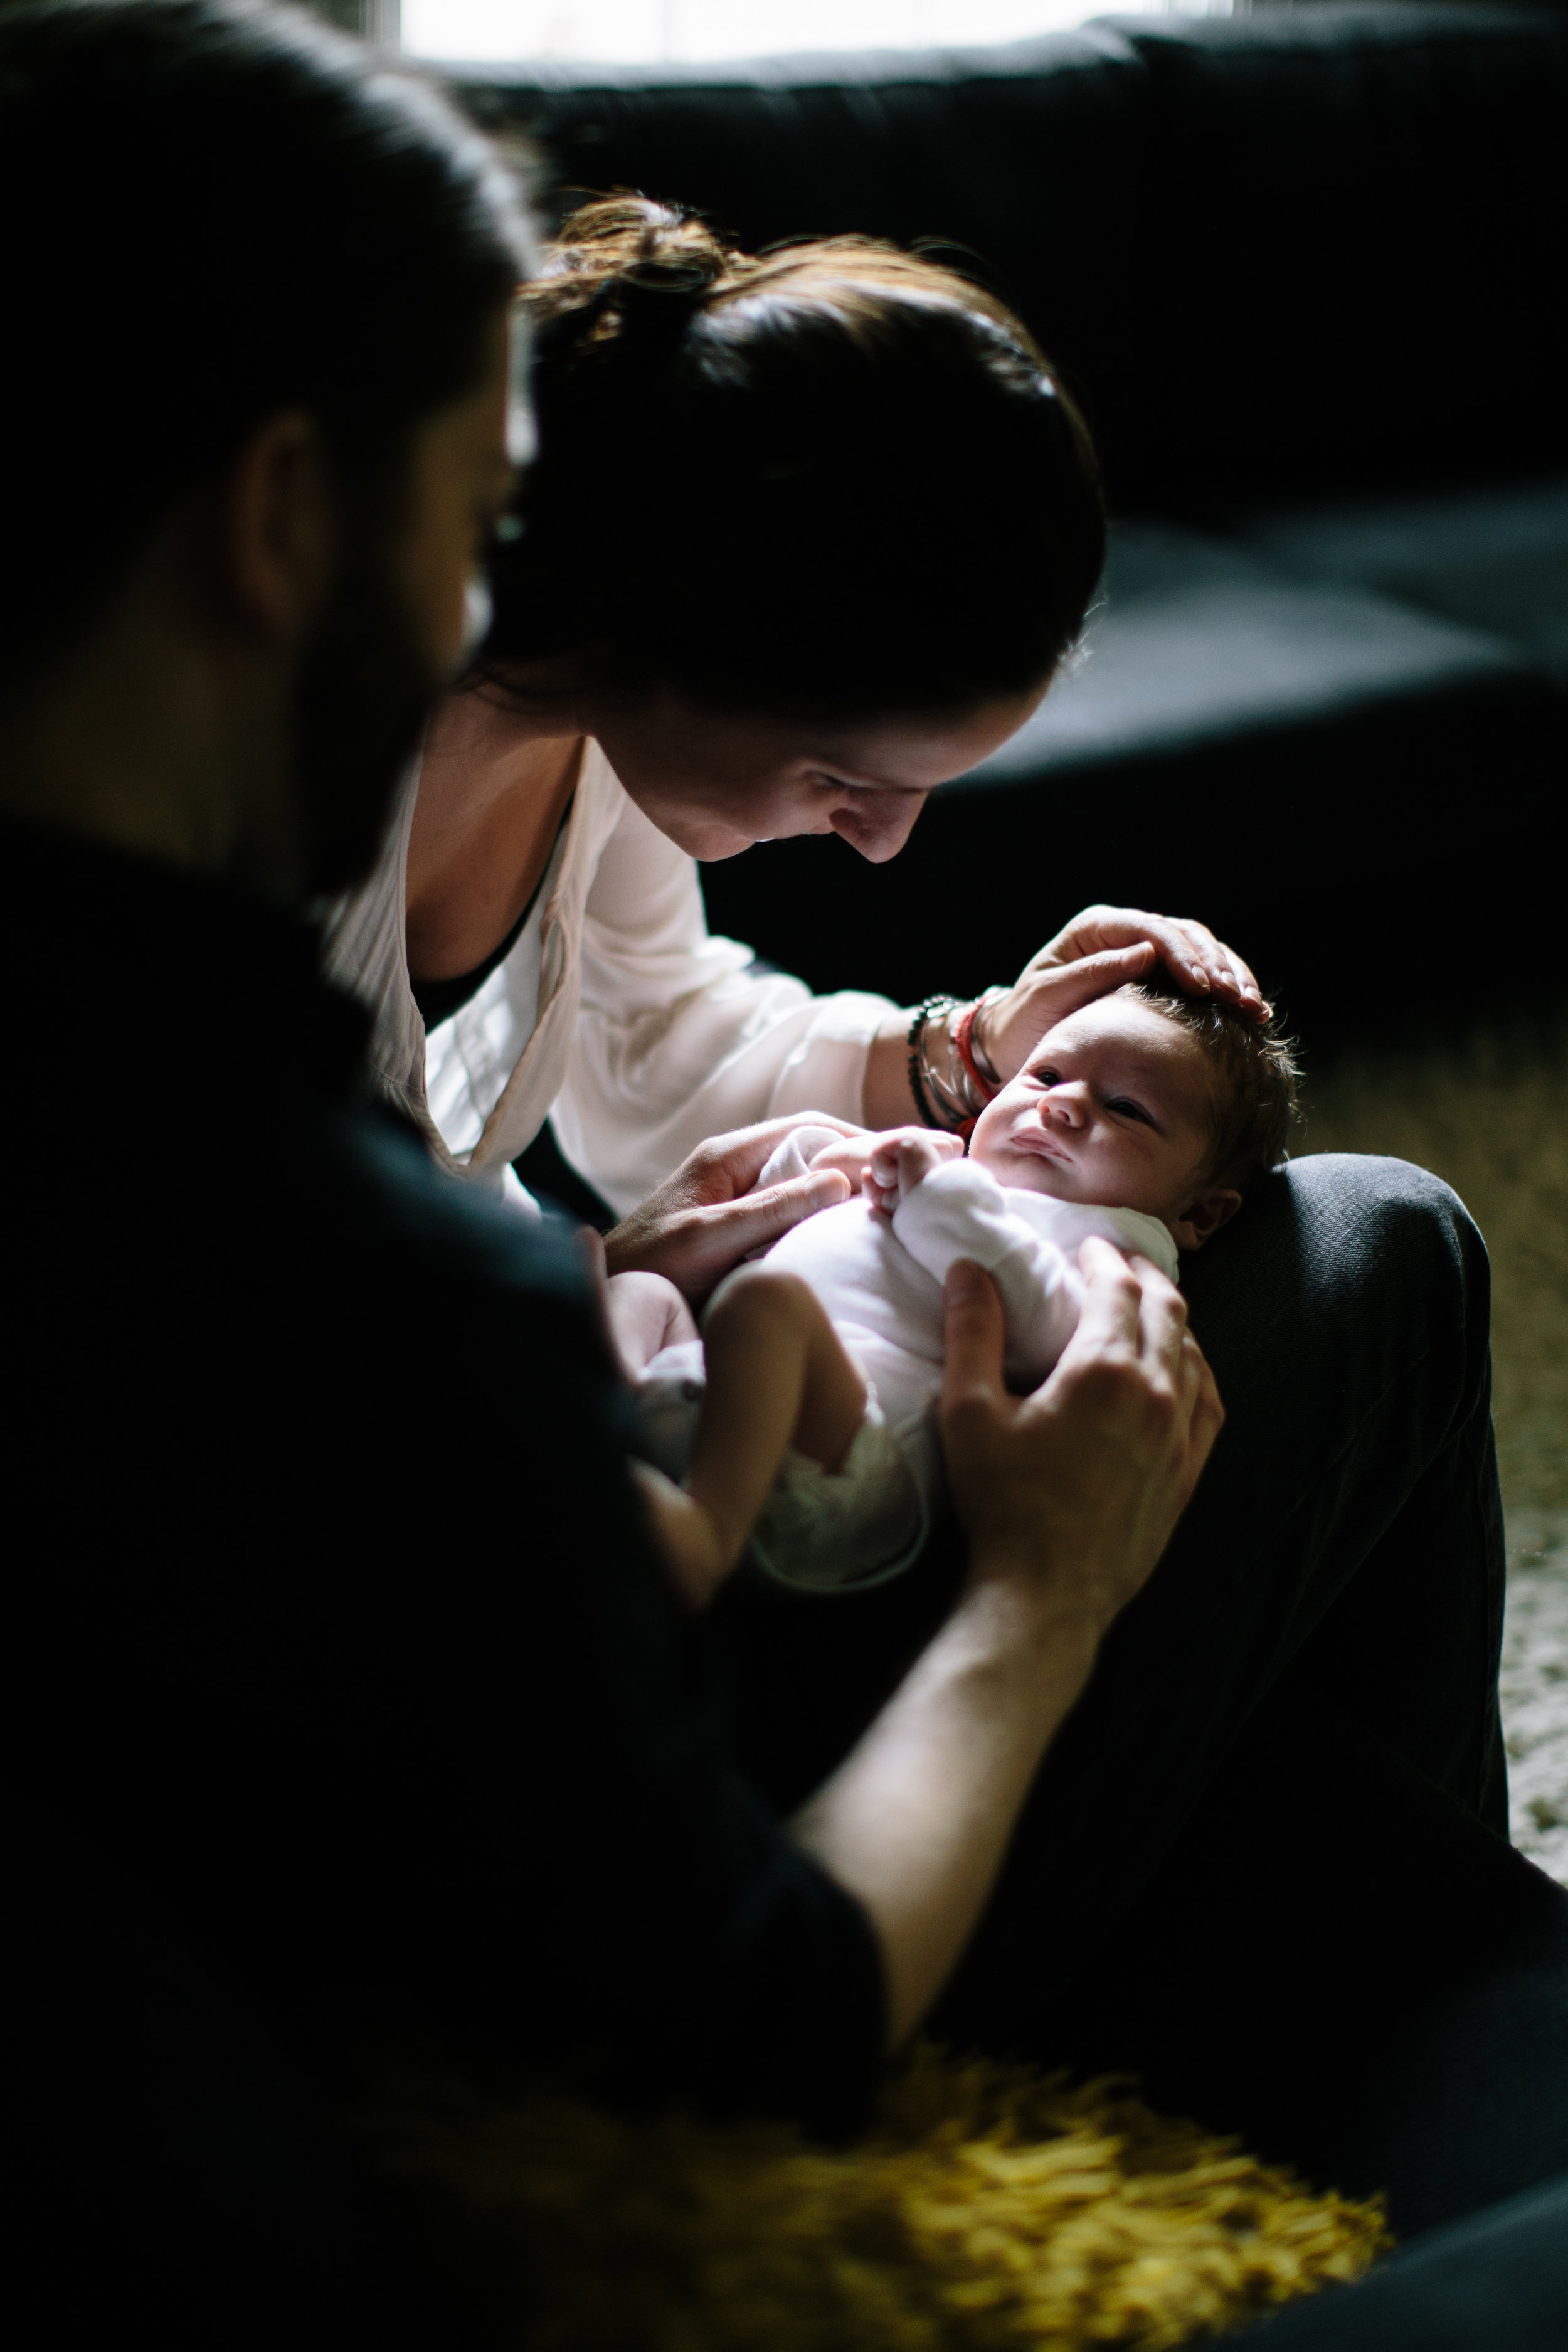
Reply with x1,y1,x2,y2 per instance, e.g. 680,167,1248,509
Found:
1237,477,1568,681
969,521,1529,784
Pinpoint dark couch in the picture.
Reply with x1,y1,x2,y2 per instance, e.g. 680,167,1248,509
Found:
450,6,1568,1032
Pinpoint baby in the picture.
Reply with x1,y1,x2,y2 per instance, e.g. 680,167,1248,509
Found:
610,983,1298,1608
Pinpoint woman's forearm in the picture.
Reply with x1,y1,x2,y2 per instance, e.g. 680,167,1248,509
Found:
789,1571,1099,2048
862,1002,999,1130
864,1012,921,1129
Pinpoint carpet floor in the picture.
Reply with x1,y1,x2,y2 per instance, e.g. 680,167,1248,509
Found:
1296,1012,1567,1883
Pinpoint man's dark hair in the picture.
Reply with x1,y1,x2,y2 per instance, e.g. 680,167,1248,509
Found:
480,196,1105,723
1130,983,1301,1195
0,0,531,690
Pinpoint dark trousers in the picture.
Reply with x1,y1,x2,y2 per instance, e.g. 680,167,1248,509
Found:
717,1153,1568,2312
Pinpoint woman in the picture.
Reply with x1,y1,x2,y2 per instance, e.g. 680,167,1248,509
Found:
326,201,1555,2228
326,199,1264,1258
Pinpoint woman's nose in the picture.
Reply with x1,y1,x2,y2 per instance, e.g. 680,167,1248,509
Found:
829,792,928,864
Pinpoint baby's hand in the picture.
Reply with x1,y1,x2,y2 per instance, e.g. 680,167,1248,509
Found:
864,1126,964,1216
804,1129,880,1190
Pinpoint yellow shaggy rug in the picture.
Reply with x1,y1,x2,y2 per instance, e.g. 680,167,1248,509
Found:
373,2047,1389,2350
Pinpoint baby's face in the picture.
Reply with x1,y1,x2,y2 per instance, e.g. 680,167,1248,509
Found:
970,992,1235,1244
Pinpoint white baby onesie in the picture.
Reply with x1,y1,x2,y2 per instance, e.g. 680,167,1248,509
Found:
635,1125,1179,1592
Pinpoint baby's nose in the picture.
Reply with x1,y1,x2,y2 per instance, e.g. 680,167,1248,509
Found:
1042,1085,1088,1127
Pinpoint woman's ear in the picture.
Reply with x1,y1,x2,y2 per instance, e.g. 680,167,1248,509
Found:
1168,1186,1244,1252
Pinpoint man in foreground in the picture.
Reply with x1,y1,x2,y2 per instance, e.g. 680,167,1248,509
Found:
3,3,1224,2336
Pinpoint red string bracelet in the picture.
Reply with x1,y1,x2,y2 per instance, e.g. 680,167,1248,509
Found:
953,1000,1000,1104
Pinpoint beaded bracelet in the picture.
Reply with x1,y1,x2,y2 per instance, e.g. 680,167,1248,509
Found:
908,991,1009,1133
906,994,961,1130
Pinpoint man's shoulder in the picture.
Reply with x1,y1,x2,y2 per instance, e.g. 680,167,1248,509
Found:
305,1096,588,1310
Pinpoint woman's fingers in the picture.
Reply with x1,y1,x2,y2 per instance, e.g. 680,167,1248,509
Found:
607,1113,864,1279
605,1161,850,1300
1160,916,1264,1014
707,1168,850,1254
1143,915,1265,1018
1123,914,1246,1008
1047,941,1157,1000
701,1112,867,1199
1007,906,1269,1044
986,945,1153,1076
990,900,1272,1079
808,1134,879,1186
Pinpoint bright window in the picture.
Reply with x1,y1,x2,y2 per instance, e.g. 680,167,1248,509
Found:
400,1,1232,67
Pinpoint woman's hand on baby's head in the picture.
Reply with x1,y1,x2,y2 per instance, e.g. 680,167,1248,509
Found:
864,1127,964,1216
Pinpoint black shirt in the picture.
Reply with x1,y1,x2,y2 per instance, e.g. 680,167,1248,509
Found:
408,801,571,1032
4,819,882,2137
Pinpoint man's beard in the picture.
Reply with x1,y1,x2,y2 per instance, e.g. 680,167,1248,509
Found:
289,548,442,899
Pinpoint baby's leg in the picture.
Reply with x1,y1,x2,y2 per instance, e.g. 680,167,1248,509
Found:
603,1269,698,1384
686,1266,868,1585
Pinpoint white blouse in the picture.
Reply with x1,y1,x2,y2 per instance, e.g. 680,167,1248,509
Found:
322,739,894,1219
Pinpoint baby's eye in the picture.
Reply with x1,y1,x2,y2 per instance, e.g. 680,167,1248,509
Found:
1030,1066,1059,1086
1108,1098,1152,1125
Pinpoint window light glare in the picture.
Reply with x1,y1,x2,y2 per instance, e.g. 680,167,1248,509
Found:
400,1,1232,68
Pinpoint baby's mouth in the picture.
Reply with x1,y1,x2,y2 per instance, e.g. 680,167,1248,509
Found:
1014,1129,1070,1165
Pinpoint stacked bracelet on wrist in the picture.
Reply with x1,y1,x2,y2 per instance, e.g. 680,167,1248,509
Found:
906,988,1009,1137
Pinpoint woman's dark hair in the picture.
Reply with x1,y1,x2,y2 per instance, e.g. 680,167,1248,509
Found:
482,197,1104,723
0,0,532,689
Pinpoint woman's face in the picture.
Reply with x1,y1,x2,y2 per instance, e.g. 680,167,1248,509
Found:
585,687,1046,863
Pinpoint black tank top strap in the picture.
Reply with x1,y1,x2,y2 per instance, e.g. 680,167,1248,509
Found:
410,798,573,1032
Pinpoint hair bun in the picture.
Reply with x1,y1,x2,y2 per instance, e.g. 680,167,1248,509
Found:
610,250,719,345
528,197,733,367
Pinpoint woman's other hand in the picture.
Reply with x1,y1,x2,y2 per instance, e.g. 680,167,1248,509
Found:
983,906,1268,1084
940,1239,1224,1643
603,1114,861,1305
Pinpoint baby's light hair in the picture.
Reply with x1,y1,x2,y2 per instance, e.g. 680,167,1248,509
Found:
1126,984,1300,1194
